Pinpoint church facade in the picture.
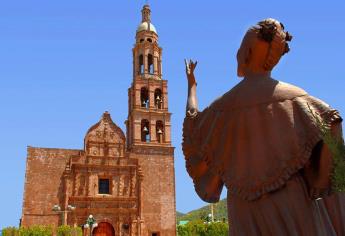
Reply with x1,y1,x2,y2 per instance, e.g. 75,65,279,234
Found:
21,5,176,236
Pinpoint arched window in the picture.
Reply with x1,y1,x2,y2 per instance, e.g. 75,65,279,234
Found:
147,38,152,43
140,87,149,108
141,119,150,142
140,39,144,43
154,88,162,109
156,121,164,143
139,54,144,74
148,54,154,74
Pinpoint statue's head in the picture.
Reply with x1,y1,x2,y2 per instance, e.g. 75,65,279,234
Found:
237,18,292,77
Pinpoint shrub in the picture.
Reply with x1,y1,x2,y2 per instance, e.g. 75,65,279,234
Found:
177,220,229,236
2,227,18,236
2,225,82,236
18,225,53,236
56,225,82,236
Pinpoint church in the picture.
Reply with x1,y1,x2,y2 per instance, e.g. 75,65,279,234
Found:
21,5,176,236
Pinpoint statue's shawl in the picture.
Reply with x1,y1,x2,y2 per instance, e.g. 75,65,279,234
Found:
183,77,342,202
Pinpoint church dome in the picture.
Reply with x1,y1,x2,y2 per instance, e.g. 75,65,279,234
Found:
136,22,157,34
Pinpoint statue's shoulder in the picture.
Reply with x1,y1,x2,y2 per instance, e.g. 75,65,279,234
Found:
208,78,308,111
272,80,308,100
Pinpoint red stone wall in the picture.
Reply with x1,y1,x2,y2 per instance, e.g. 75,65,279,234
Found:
21,147,81,227
130,151,176,236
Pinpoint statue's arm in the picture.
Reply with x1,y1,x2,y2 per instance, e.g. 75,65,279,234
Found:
185,59,198,117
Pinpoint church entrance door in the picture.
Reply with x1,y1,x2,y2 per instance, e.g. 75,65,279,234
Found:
93,222,115,236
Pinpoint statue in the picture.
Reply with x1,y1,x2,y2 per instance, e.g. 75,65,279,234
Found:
182,18,345,235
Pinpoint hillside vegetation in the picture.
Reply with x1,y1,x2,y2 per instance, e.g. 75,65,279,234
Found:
177,198,228,222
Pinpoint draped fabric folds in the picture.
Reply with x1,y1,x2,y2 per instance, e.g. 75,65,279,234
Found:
182,77,344,235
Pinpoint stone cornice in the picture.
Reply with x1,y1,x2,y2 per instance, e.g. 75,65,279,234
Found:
71,163,138,171
69,196,137,202
129,145,174,156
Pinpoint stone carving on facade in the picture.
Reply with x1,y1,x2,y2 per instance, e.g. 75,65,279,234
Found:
85,111,126,158
123,175,130,197
130,170,136,197
59,111,142,231
112,176,119,196
118,174,125,197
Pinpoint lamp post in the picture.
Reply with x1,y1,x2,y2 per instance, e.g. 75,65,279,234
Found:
84,215,98,236
210,203,214,222
52,204,76,225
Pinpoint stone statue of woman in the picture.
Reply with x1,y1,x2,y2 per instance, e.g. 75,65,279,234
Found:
182,18,345,235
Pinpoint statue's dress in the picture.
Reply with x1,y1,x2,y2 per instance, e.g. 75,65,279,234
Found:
183,77,345,236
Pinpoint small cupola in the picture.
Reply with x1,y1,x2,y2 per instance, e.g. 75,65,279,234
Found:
136,4,157,34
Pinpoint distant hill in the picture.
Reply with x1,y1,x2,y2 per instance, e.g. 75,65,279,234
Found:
177,198,228,222
176,211,186,219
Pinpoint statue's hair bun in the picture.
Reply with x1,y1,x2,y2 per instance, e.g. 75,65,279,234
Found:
258,20,277,43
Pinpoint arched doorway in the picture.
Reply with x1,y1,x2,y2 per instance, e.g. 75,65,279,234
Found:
93,222,115,236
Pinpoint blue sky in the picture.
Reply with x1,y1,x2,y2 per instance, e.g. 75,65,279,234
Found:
0,0,344,229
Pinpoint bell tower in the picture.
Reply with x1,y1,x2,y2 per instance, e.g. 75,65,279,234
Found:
126,4,171,150
125,4,176,236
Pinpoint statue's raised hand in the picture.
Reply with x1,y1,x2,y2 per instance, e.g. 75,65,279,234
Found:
184,59,198,116
185,59,197,87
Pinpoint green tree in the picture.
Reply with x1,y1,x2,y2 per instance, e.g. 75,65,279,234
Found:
177,225,191,236
205,222,228,236
177,220,229,236
188,220,207,236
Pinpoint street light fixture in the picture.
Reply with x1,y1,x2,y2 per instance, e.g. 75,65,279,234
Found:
52,204,76,225
52,205,61,212
67,205,76,211
84,215,98,236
